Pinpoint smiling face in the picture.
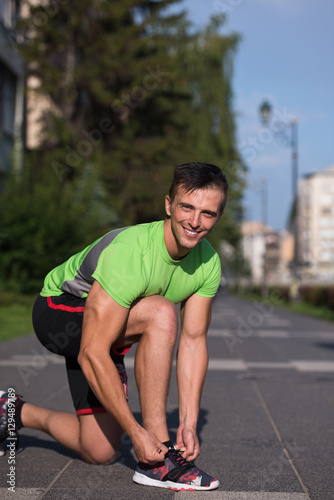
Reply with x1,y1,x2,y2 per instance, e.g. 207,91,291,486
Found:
164,185,225,259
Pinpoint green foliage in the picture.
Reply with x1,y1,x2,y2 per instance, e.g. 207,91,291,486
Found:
17,1,244,226
231,287,334,322
18,0,191,224
0,290,36,340
4,1,247,291
299,285,334,310
236,284,334,311
0,152,118,292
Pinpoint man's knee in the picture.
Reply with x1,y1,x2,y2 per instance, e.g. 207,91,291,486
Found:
126,295,178,346
78,413,123,465
146,296,178,342
81,443,118,465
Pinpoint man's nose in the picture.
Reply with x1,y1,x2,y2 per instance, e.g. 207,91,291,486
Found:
189,212,201,228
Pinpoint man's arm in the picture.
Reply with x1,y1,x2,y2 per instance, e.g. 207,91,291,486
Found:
176,293,213,461
77,280,167,464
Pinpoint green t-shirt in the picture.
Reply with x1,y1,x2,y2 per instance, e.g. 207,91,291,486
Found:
41,220,221,307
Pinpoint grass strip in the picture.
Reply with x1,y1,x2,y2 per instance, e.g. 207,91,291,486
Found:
233,289,334,322
0,293,37,342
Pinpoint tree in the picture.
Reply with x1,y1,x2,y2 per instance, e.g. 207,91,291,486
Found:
167,14,246,249
18,3,244,227
18,0,189,224
0,151,119,293
1,2,246,292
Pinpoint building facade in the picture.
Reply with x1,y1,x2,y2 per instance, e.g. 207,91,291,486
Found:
298,164,334,281
241,221,294,287
0,0,25,187
241,221,266,285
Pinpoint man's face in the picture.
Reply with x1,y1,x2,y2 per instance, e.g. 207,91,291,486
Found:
165,185,225,258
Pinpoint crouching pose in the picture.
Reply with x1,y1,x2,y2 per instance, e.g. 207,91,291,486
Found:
0,162,228,491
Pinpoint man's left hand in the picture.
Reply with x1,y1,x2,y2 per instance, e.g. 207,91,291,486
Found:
175,426,200,461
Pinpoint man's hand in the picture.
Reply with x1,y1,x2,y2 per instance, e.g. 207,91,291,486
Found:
175,425,200,461
132,428,169,465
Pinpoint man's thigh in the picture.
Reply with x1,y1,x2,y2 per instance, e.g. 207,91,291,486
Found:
33,293,128,415
32,294,85,357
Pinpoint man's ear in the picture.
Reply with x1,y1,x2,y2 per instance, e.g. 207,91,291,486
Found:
165,195,171,217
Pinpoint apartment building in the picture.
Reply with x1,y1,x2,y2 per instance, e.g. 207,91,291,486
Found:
298,164,334,281
241,221,294,286
0,0,25,186
241,220,266,285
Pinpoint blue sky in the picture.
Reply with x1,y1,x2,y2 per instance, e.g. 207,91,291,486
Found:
180,0,334,231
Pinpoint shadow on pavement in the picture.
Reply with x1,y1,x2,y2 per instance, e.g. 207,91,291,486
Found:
118,407,209,470
314,341,334,351
12,407,209,470
14,434,77,459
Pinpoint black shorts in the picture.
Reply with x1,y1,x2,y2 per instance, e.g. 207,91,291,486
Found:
32,294,129,415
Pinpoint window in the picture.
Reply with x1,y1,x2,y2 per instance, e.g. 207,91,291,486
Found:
320,251,332,262
0,0,19,30
320,194,332,205
319,229,334,239
322,182,332,193
320,218,331,227
322,207,331,215
0,62,17,174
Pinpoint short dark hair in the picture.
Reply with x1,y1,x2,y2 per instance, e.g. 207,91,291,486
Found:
169,162,228,214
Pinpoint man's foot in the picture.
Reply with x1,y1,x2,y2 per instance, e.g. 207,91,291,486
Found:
133,446,219,491
0,391,20,456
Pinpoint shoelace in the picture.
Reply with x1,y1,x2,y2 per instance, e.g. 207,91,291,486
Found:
166,448,194,468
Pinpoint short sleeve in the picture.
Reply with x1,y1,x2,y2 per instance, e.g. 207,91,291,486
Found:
92,242,147,308
195,252,221,298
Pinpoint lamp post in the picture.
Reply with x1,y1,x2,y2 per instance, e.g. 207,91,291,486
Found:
259,101,299,290
261,176,268,296
247,178,268,295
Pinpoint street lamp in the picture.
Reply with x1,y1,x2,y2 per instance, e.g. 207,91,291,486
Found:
259,101,272,125
259,100,299,292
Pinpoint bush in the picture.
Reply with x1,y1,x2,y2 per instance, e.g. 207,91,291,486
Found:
325,287,334,310
298,285,334,310
269,285,290,303
299,285,326,307
0,161,118,293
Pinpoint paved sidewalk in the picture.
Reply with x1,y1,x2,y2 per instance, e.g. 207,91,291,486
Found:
1,290,334,499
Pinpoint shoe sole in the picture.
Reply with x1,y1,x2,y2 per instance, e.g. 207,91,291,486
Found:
133,471,219,491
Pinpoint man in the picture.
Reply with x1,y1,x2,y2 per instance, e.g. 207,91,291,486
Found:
0,162,228,491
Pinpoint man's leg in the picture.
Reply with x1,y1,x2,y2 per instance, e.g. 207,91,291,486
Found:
5,295,177,463
114,295,178,443
20,403,122,464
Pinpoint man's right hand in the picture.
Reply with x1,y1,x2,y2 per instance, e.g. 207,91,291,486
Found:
132,428,168,464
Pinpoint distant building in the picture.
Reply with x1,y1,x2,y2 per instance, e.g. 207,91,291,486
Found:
241,221,294,286
0,0,25,187
298,164,334,281
278,230,294,283
241,221,267,285
265,230,280,284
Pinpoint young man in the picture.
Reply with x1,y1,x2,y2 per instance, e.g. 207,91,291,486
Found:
0,162,228,491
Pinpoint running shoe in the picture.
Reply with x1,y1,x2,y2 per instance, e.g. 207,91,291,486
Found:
133,446,219,491
0,391,20,457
